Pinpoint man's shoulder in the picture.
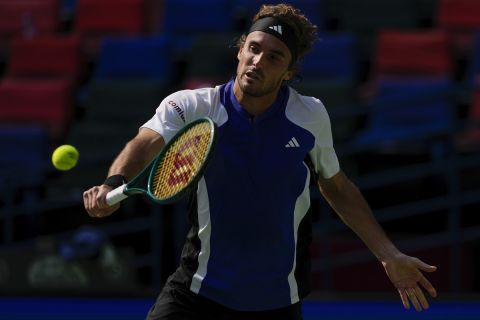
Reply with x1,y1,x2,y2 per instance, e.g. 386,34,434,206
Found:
287,86,329,118
170,85,222,101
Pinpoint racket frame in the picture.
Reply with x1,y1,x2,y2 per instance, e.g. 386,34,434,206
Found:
147,117,217,203
106,117,217,206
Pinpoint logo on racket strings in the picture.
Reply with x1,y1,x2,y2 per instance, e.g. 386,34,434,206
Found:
167,135,203,187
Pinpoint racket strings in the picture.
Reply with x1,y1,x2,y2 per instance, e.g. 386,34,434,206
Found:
151,122,212,199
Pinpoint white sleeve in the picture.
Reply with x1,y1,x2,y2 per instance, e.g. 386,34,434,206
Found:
287,91,340,179
308,109,340,179
141,90,196,143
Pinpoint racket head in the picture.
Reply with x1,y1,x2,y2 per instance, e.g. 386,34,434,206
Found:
147,117,217,203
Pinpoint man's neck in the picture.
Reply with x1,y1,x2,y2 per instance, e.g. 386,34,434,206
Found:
233,80,280,117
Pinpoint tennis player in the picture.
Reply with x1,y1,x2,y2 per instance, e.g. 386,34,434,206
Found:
84,3,437,319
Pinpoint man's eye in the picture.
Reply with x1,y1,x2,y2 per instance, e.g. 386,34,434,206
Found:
249,45,259,53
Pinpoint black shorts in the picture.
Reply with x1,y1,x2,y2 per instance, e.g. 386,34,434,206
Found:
146,280,303,320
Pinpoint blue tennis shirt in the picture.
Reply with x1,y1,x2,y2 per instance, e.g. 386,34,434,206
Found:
142,79,339,311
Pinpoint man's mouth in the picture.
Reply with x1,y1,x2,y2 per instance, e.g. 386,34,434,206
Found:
245,70,261,81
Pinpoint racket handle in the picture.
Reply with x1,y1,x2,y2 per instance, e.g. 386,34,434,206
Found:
106,184,128,206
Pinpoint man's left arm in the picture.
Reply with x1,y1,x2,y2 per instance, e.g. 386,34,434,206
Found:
317,170,438,311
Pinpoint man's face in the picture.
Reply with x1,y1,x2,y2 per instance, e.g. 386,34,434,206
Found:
236,31,293,97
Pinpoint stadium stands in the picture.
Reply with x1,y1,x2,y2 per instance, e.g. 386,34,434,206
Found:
353,77,454,152
0,0,479,296
74,0,146,56
0,78,73,142
437,0,480,54
7,35,84,82
0,0,60,57
374,29,452,77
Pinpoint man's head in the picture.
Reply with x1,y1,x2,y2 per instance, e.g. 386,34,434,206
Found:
235,4,317,98
237,4,317,70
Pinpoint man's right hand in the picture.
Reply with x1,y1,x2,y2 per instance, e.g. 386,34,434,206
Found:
83,185,120,218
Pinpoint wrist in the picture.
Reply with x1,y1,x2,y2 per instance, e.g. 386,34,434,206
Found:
103,174,127,188
379,248,403,265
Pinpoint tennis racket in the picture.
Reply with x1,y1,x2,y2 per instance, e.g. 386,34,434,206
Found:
106,117,217,206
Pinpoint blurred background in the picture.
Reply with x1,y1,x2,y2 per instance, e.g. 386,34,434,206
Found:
0,0,479,319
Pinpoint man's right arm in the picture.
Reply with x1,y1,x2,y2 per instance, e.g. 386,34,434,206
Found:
83,128,165,218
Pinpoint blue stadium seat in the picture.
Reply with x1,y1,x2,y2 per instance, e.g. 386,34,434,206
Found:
81,35,172,124
162,0,231,34
0,125,50,189
93,35,172,81
353,77,455,150
299,32,358,81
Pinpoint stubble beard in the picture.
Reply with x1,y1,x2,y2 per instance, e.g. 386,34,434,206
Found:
237,71,283,98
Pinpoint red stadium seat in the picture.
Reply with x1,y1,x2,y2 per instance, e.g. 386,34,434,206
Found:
437,0,480,53
7,35,84,82
0,0,59,37
375,30,452,77
75,0,145,35
438,0,480,31
0,78,73,141
74,0,146,56
0,0,60,56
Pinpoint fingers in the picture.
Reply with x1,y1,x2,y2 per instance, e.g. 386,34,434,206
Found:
419,275,437,298
407,287,422,311
399,282,436,312
400,287,427,312
414,286,430,310
398,288,410,310
83,185,119,218
415,258,437,273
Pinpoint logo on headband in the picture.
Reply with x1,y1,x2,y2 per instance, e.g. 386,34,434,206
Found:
268,25,283,35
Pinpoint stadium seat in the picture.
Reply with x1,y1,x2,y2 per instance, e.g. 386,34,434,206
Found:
352,77,454,152
74,0,146,56
162,0,231,34
93,35,171,81
0,78,73,142
437,0,480,53
0,0,59,37
0,0,60,56
81,35,171,126
7,35,84,82
0,125,50,189
326,0,419,58
374,30,452,77
299,33,358,81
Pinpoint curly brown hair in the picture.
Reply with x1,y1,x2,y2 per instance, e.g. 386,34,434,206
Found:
236,3,318,68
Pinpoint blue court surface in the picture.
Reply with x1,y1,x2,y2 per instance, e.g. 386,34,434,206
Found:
0,297,479,319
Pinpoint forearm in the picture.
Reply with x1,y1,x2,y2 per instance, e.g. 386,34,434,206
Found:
107,129,165,181
319,172,400,262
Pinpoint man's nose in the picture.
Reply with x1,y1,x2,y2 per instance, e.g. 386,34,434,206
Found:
252,52,265,67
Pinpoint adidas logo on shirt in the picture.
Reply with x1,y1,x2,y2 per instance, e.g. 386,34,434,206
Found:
269,25,283,35
285,137,300,148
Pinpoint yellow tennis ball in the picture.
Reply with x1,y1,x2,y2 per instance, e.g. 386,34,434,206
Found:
52,145,79,171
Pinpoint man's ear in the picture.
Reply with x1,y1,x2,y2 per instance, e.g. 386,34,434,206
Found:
237,44,244,61
283,69,294,81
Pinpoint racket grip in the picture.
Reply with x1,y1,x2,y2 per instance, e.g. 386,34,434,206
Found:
106,184,128,206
